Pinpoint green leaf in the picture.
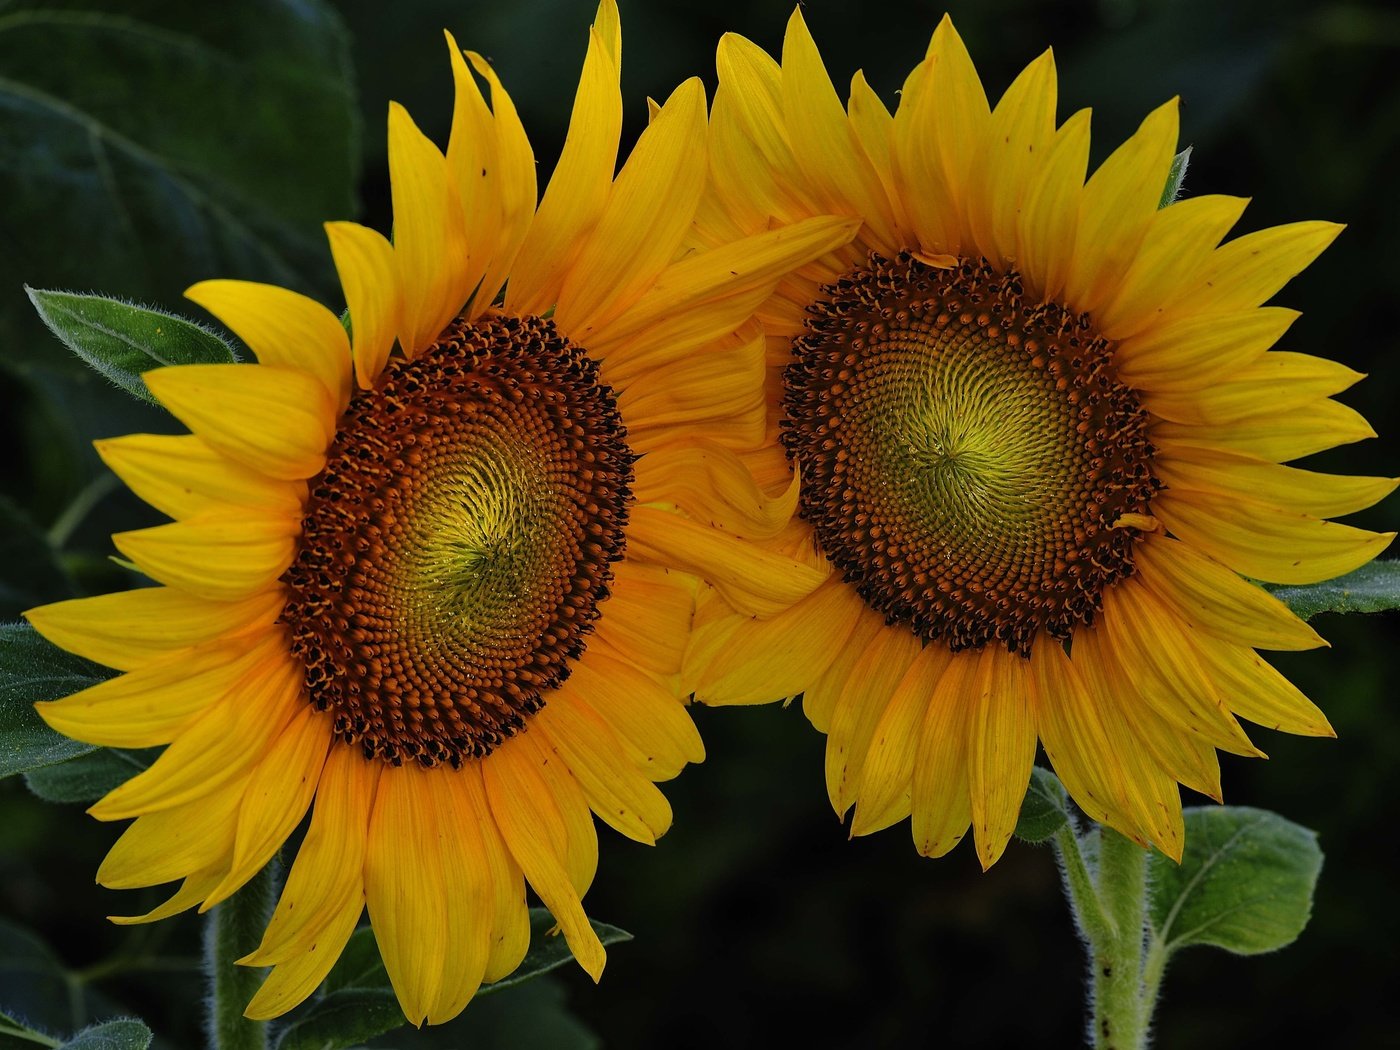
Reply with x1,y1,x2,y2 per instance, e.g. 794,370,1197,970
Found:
273,990,401,1050
278,912,631,1050
0,1006,58,1049
1269,561,1400,620
0,2,358,350
24,747,156,804
1014,767,1073,843
1149,806,1322,956
25,290,236,405
1158,146,1193,208
0,623,113,779
0,496,71,621
57,1021,152,1050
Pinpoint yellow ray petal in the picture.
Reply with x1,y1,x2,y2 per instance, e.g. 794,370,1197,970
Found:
1167,221,1344,317
506,19,621,314
628,506,828,618
325,220,400,390
1069,629,1185,860
1114,307,1297,391
967,647,1038,869
424,766,492,1024
780,9,898,248
587,215,860,372
96,434,303,522
518,730,598,897
24,586,282,672
1144,352,1363,426
444,32,501,311
823,620,923,817
245,745,378,966
536,698,672,845
908,652,976,858
113,513,295,602
621,329,767,446
555,79,708,337
968,49,1057,267
109,867,224,925
690,577,866,705
712,32,807,230
186,281,351,409
243,900,361,1021
1017,108,1090,302
561,650,703,781
143,364,333,481
97,776,245,889
1100,580,1261,755
694,576,868,708
1189,632,1335,737
88,643,302,821
1118,696,1224,803
924,15,990,246
364,763,446,1026
1134,534,1324,651
1095,195,1249,340
1030,639,1148,844
1153,397,1375,462
1062,98,1179,314
457,767,531,984
203,705,332,908
35,633,275,748
482,740,606,982
466,50,536,316
1152,446,1398,520
847,70,904,242
803,606,885,735
850,644,953,837
890,58,958,253
589,561,695,677
388,102,472,355
1153,487,1394,584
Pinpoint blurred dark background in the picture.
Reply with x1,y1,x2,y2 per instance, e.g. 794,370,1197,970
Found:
2,0,1397,1046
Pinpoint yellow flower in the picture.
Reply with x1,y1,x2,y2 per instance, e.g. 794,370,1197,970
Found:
23,2,856,1026
681,10,1395,868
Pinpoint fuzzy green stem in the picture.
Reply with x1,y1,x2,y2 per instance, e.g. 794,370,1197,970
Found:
1051,824,1112,946
1091,828,1149,1050
203,864,275,1050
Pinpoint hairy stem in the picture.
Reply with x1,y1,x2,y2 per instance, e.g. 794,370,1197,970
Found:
203,864,275,1050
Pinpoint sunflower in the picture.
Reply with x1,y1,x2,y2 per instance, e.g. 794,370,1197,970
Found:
677,10,1396,869
23,2,857,1025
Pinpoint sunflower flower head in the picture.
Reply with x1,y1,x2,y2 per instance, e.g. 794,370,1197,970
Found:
685,9,1395,870
24,1,858,1026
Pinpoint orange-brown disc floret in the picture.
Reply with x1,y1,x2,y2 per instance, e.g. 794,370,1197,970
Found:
782,255,1159,655
282,314,633,767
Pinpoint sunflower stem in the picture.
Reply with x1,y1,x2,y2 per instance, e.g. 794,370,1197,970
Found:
1088,827,1150,1050
203,863,275,1050
1051,823,1112,946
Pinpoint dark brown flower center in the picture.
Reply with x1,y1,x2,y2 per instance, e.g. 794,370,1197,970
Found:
281,314,633,767
781,254,1157,655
